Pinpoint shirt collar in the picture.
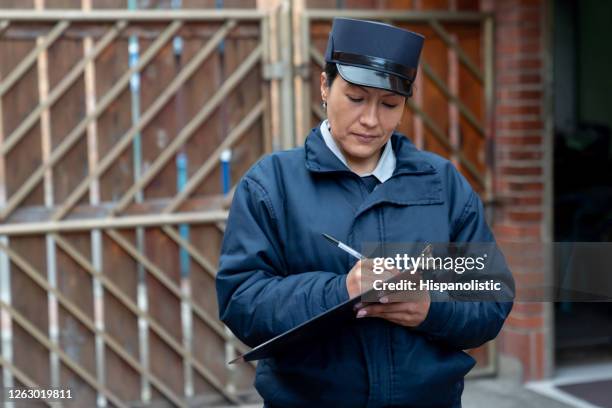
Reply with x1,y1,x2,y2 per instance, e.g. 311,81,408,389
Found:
319,119,396,183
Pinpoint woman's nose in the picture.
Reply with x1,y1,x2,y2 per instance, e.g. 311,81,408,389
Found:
359,102,379,128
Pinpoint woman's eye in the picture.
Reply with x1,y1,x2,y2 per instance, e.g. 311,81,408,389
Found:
347,96,363,103
383,103,398,108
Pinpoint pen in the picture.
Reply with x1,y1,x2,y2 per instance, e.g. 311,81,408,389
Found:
322,233,366,260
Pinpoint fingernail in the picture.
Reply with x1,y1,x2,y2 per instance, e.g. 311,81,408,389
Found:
356,310,367,318
379,297,388,304
355,302,363,309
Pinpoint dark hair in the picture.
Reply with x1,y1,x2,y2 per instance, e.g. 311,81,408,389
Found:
323,62,412,99
324,62,339,88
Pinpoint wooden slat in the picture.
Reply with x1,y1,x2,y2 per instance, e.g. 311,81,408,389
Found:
104,229,241,405
111,20,244,215
49,21,237,222
81,0,107,403
53,230,249,363
163,100,264,214
421,59,484,136
0,239,185,407
428,19,483,82
0,20,69,97
406,96,484,187
0,20,183,221
0,9,265,21
0,211,228,235
0,356,54,407
0,299,129,408
0,21,127,157
104,230,226,341
0,20,10,36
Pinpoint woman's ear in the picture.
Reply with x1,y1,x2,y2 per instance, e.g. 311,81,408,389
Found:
320,72,328,102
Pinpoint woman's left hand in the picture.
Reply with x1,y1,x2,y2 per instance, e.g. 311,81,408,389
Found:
355,292,431,327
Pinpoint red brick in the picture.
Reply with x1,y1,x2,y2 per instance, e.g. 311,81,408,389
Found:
497,26,541,41
498,239,545,253
489,0,548,384
495,234,542,245
415,0,452,10
508,260,547,274
497,129,544,137
497,56,543,70
495,0,543,11
504,253,545,271
466,344,490,366
495,223,541,237
512,302,544,314
497,157,543,166
496,113,541,121
501,326,547,382
496,194,543,205
498,96,543,105
497,53,542,65
501,175,544,183
497,104,542,116
499,329,531,378
498,182,544,195
457,0,480,11
495,38,542,54
506,182,544,193
533,331,546,379
506,195,543,206
498,149,543,160
496,14,541,27
496,8,542,24
496,142,543,151
498,72,542,86
497,232,543,243
507,211,542,222
517,285,551,300
495,180,545,195
497,136,543,146
513,271,546,287
499,166,542,176
506,312,544,330
497,88,543,100
480,0,495,11
517,0,545,6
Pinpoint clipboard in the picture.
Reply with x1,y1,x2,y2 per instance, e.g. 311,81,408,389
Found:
229,243,432,364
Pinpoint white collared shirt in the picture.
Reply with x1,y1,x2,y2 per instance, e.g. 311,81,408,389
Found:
320,119,396,183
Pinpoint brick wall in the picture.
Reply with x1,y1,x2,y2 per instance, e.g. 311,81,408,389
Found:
481,0,551,381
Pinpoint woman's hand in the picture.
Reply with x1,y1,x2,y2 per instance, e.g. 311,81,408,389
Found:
345,258,389,298
346,259,431,327
354,294,431,327
345,259,366,298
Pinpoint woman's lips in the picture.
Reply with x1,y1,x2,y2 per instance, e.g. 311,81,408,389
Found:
352,132,378,142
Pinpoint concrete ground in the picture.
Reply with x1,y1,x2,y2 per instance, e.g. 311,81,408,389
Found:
462,356,577,408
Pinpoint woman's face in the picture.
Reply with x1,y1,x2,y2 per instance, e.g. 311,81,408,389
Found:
320,71,405,170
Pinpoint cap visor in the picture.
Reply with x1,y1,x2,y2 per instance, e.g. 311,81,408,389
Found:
336,63,410,97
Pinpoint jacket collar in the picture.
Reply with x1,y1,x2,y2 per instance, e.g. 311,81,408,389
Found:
304,124,443,216
304,124,437,177
319,119,396,182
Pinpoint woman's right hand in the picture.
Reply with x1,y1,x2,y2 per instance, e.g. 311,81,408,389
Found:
346,259,400,299
346,260,365,298
346,259,379,298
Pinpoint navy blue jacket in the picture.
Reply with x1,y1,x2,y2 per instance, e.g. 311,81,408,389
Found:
216,125,514,407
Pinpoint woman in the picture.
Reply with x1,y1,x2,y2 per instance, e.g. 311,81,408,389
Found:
216,18,514,407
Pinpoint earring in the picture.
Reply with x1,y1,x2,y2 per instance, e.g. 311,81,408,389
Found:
321,100,327,110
